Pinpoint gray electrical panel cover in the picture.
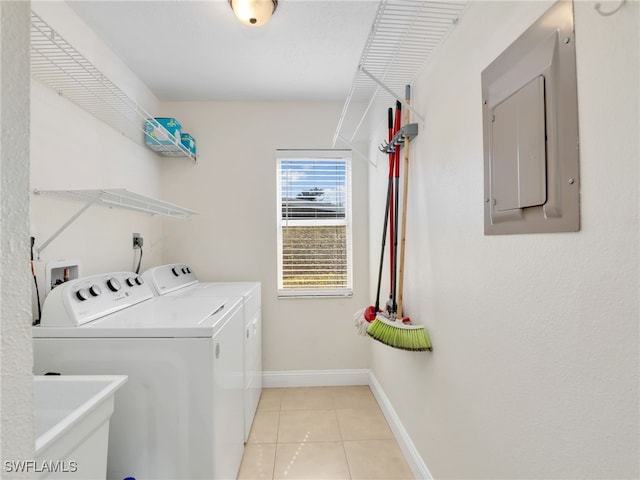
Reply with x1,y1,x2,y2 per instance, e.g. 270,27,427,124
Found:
482,0,580,235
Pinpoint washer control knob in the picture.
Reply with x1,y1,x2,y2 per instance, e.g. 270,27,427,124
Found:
106,278,121,292
76,289,90,301
182,267,188,274
135,276,144,285
126,277,136,287
172,267,181,277
89,285,102,297
186,267,192,274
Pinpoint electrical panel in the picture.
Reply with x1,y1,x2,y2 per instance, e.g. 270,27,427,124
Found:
491,75,547,212
482,0,580,234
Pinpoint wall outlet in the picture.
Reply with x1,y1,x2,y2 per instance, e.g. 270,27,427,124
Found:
132,233,143,249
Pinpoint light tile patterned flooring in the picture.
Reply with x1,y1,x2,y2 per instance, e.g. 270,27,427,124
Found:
238,386,415,480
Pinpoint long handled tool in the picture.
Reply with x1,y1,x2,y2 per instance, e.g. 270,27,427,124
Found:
396,89,411,319
386,101,402,315
368,86,432,351
365,108,395,322
354,107,396,334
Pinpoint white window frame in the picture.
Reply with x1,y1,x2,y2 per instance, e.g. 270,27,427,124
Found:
276,149,353,298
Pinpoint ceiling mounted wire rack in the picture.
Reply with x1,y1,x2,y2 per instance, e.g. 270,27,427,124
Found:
333,0,469,153
30,12,196,162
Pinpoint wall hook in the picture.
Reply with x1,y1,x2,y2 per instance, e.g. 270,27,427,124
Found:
379,141,394,154
595,0,626,16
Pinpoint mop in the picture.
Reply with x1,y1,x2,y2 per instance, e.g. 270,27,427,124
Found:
367,86,432,351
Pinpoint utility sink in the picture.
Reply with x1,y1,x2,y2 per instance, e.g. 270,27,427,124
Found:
34,375,127,479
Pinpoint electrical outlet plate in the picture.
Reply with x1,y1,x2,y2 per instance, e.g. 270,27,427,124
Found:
132,233,143,249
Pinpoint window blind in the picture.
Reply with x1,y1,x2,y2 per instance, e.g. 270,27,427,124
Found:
276,150,353,297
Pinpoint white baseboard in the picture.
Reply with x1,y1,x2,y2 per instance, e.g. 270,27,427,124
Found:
367,372,433,480
262,369,370,388
261,368,432,479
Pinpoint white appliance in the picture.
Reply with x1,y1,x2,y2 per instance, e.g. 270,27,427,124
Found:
142,263,262,441
32,272,245,480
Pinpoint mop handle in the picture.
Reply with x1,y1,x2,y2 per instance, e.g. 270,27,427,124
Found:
397,85,411,319
390,101,402,313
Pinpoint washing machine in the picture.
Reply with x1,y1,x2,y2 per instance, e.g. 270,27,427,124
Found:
32,271,245,480
142,264,262,441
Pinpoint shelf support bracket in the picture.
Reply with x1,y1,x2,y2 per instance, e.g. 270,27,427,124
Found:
360,67,425,123
150,218,190,248
334,134,376,167
34,190,101,260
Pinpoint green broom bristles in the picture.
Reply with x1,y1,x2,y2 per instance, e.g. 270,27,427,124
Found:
367,315,433,351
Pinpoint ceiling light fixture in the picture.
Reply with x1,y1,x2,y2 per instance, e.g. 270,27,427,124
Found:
229,0,278,26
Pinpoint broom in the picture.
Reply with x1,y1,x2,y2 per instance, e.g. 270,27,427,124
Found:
367,86,432,352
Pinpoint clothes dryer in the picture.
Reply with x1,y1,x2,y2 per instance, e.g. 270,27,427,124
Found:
32,272,245,480
142,264,262,441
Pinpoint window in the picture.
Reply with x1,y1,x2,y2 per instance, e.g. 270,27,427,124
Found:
276,150,352,297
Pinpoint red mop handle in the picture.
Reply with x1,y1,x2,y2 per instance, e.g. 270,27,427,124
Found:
390,101,402,312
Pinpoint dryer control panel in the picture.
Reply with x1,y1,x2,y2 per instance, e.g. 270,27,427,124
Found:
142,263,198,295
39,272,153,327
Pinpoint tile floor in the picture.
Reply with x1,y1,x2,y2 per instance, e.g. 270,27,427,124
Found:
238,386,415,480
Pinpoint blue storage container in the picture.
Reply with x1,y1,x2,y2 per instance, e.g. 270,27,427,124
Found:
180,133,197,156
145,117,182,147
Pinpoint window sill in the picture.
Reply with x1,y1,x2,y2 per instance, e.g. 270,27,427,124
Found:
277,289,353,299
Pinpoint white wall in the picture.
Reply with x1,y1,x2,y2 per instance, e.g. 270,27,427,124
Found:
368,1,639,478
30,2,166,276
1,1,34,472
159,101,371,372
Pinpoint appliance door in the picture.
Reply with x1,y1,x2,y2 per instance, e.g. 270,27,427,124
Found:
211,308,245,480
244,306,263,440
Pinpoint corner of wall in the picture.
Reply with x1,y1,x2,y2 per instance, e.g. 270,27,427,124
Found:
1,0,35,465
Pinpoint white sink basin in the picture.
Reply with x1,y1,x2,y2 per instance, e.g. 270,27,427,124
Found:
34,375,127,479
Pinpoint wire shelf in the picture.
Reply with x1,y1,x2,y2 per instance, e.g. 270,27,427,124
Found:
30,12,196,162
333,0,469,148
32,189,199,256
34,189,199,219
